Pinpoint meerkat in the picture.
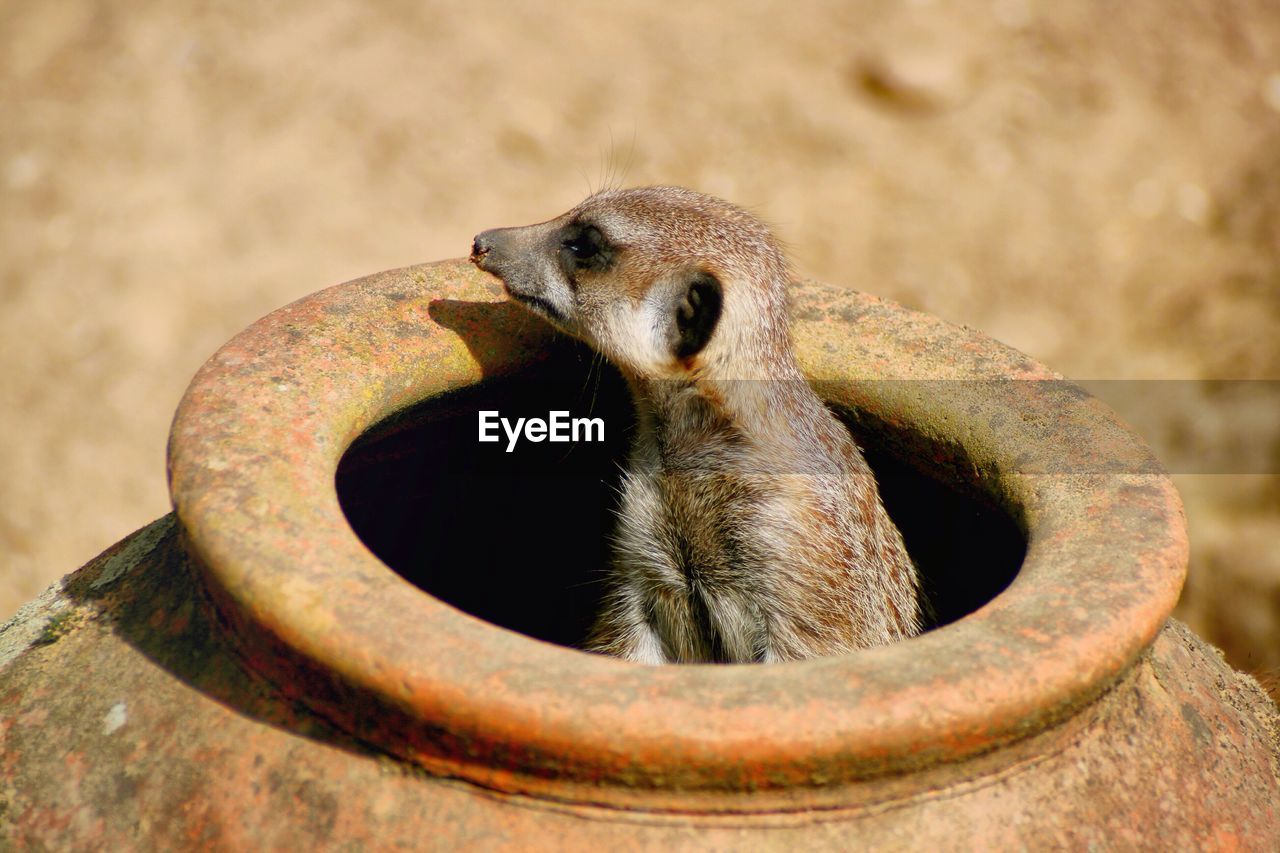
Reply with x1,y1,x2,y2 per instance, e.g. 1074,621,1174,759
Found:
470,186,924,664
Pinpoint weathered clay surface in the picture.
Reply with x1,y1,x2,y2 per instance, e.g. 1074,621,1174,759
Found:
2,260,1277,847
0,518,1275,849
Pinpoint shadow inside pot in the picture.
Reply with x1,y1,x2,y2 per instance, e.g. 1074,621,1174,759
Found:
335,330,1025,650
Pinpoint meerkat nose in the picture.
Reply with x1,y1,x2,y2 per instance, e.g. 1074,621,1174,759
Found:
469,234,489,265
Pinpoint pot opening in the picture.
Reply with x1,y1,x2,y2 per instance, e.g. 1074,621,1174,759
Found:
335,348,1025,650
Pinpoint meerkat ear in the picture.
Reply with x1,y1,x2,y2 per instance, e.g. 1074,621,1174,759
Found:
673,272,723,359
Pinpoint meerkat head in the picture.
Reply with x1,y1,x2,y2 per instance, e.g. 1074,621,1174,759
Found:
470,186,793,381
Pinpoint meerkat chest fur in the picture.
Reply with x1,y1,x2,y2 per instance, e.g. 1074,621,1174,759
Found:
471,186,924,664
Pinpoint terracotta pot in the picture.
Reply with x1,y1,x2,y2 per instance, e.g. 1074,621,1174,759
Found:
2,259,1276,848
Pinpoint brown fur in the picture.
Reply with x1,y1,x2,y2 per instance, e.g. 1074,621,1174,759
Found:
471,186,923,663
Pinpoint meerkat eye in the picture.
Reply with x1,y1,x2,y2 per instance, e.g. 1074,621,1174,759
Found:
563,230,600,259
559,224,611,273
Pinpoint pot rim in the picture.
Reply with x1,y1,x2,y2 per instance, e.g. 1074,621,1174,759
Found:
168,259,1187,812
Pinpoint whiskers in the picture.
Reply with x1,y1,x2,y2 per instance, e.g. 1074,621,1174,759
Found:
578,127,638,197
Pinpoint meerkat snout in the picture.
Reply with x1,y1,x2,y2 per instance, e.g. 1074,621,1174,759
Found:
472,186,925,664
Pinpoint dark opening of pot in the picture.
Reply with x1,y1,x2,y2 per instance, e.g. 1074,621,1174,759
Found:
335,347,1025,650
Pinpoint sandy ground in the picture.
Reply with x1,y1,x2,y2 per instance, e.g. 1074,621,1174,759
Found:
2,1,1277,691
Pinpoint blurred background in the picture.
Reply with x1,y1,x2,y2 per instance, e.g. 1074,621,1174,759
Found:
2,1,1277,693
